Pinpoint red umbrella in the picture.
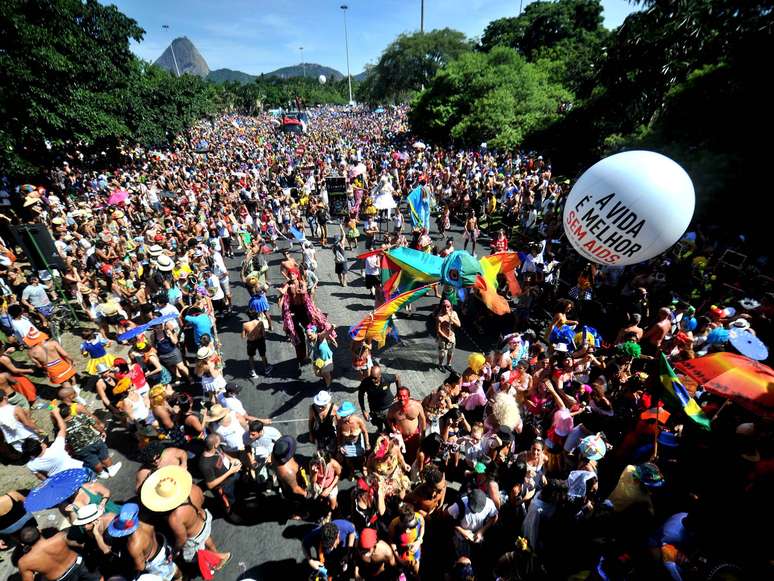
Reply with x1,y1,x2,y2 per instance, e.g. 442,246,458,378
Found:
675,353,774,418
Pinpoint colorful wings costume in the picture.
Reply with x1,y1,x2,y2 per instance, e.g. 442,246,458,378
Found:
350,248,521,346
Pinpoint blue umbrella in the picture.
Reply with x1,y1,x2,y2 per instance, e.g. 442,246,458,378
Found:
116,313,177,342
25,468,92,512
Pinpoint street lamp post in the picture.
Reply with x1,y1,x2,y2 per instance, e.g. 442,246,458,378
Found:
421,0,424,33
162,24,180,77
340,5,353,104
300,46,306,78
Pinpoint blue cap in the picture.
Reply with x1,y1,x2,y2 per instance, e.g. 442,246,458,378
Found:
337,401,356,418
658,431,680,448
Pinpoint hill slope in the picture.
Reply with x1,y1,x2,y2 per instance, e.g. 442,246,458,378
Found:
154,37,209,77
267,63,344,81
207,68,257,84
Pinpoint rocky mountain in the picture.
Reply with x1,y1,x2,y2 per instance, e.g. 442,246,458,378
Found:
207,68,257,84
266,63,344,81
154,37,209,77
154,39,360,84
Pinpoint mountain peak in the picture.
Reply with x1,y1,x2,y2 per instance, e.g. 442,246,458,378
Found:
154,37,209,77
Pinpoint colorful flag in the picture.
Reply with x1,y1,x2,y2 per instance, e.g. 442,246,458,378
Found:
349,284,434,347
659,353,711,430
407,186,430,230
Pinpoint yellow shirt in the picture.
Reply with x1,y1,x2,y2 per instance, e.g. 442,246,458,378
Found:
172,263,192,280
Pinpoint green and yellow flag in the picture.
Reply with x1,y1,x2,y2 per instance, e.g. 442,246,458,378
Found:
659,353,711,430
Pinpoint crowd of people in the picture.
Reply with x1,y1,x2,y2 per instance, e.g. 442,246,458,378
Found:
0,104,771,581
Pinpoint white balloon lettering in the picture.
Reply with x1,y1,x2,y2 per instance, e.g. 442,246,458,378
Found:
563,151,695,266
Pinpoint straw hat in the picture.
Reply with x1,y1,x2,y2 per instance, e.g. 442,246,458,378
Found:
71,503,105,526
155,254,174,272
196,345,215,360
140,465,193,512
147,244,163,257
204,404,228,423
112,210,125,220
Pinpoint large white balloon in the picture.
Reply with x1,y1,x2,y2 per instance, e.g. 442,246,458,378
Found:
318,74,327,84
563,151,695,267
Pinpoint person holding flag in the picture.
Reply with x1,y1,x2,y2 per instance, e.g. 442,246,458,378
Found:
658,353,711,430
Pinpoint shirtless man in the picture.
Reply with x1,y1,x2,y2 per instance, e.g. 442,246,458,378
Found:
17,525,101,581
641,307,672,355
271,435,307,519
405,464,447,516
28,338,77,388
106,503,182,581
280,249,298,281
354,528,398,580
0,371,28,410
463,210,478,255
388,387,426,464
135,442,188,492
167,482,230,566
140,463,229,569
242,310,272,378
615,313,644,344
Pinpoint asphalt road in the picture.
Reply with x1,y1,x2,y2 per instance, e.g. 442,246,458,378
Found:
7,217,495,581
207,218,491,580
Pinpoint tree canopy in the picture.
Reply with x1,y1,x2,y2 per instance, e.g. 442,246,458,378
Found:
479,0,606,58
358,28,472,103
410,47,571,150
0,0,223,176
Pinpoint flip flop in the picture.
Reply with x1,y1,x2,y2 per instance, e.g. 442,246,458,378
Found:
215,552,231,571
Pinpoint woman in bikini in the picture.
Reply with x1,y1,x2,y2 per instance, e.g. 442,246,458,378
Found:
336,402,370,478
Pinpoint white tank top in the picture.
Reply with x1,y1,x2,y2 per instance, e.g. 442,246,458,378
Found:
215,413,245,452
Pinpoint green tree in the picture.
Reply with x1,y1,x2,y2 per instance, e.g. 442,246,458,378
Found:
480,0,605,58
364,28,472,103
123,61,219,147
479,0,609,98
528,0,773,237
0,0,144,175
411,47,571,149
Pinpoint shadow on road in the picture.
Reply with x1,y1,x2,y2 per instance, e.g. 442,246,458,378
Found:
242,557,303,580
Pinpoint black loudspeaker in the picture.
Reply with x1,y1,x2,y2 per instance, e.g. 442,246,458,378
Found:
325,177,346,193
9,224,66,272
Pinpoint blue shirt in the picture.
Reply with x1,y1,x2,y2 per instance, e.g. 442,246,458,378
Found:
303,519,356,555
314,340,333,363
184,313,213,345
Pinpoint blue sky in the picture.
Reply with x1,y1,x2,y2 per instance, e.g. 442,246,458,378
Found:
106,0,638,75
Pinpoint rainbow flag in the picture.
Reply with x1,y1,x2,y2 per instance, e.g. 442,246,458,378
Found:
659,353,711,430
349,285,434,347
479,252,522,297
